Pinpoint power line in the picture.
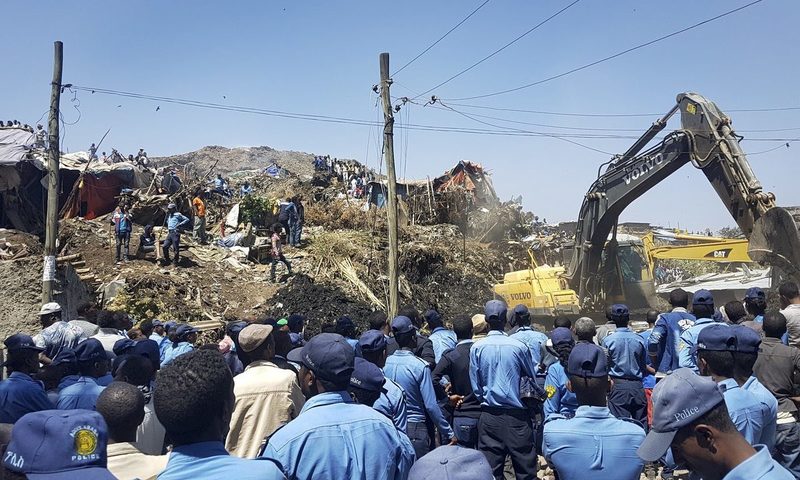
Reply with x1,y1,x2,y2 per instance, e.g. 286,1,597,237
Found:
413,0,583,100
437,100,615,155
69,85,800,147
392,0,492,77
441,101,800,118
444,0,765,101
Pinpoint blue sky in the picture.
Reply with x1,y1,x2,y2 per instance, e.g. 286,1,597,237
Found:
1,0,798,230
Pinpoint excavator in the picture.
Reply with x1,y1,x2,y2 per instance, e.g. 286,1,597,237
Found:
494,92,800,315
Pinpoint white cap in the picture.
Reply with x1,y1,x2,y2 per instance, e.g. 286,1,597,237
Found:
38,302,62,316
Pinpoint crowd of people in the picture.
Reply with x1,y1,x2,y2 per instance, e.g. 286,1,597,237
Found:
3,282,800,479
313,154,373,199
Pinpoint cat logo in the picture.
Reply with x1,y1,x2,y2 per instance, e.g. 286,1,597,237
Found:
545,384,556,399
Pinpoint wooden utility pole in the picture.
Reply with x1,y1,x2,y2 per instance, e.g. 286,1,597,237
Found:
379,52,399,318
43,41,63,303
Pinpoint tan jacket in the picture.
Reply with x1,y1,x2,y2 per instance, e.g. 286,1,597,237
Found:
225,359,305,458
106,442,168,480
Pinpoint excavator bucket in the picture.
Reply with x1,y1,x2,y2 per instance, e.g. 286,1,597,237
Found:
748,207,800,284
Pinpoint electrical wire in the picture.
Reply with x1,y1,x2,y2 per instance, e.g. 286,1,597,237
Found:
438,101,800,118
443,0,765,101
392,0,492,77
413,0,583,100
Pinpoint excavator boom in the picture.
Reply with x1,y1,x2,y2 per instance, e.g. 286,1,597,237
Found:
566,92,800,312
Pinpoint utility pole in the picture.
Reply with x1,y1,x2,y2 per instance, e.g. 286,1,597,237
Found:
379,52,399,318
43,41,63,303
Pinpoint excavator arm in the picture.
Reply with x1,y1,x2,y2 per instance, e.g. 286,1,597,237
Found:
565,92,800,311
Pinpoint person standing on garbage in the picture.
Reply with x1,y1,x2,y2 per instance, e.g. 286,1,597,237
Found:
163,203,189,267
290,195,305,247
192,190,207,245
111,203,133,264
270,223,292,283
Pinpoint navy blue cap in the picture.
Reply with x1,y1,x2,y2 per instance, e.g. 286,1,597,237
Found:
408,444,493,480
151,319,164,327
610,304,629,319
511,304,530,321
300,333,355,382
4,334,44,353
567,342,608,378
732,324,761,354
638,368,725,462
391,316,415,335
692,289,714,306
74,339,108,363
286,346,304,364
164,321,177,332
176,324,198,339
226,321,248,336
349,357,385,392
550,327,574,346
484,300,507,321
133,339,161,370
358,330,388,353
51,348,77,366
336,316,355,329
112,338,136,356
696,324,737,352
2,409,115,479
423,309,442,324
745,287,766,301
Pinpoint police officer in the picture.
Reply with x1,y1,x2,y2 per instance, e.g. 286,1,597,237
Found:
425,309,456,364
349,357,385,407
359,329,409,433
753,311,800,475
386,305,436,368
469,300,538,479
638,368,793,480
648,288,696,376
162,324,197,366
0,334,53,423
56,338,108,410
154,349,284,479
384,316,454,458
543,342,646,480
678,289,718,373
163,203,190,267
731,324,778,452
262,333,415,479
602,304,648,426
543,327,579,420
695,324,769,445
510,304,548,369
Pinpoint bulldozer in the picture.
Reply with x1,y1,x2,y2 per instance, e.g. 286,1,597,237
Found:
494,92,800,315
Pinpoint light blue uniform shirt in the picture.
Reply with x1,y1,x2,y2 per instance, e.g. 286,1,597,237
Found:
0,372,54,423
57,374,80,391
384,350,453,439
719,378,769,445
543,362,578,419
429,327,457,364
96,373,113,387
678,318,719,373
159,441,284,480
722,444,794,479
602,327,648,379
345,337,363,357
744,376,778,452
511,326,549,368
470,330,536,410
166,212,190,231
261,391,415,480
162,342,194,366
373,377,408,433
56,376,105,410
543,405,646,480
639,329,656,389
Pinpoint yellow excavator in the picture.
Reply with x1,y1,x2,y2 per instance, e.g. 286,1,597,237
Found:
494,92,800,315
